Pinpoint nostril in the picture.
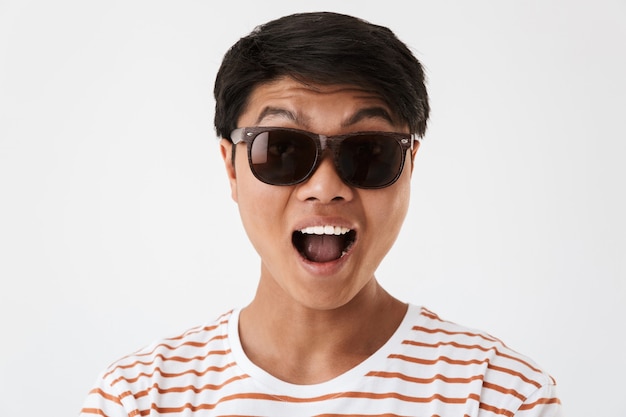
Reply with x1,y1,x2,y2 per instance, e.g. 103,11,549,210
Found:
297,158,354,203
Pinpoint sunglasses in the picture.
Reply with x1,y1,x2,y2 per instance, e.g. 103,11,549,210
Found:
230,127,418,189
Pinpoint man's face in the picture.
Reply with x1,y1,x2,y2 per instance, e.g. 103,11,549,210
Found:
220,77,418,312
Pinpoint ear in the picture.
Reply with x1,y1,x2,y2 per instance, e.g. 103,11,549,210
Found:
409,140,421,174
219,139,238,203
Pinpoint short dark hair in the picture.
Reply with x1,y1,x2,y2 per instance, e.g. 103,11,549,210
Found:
213,12,430,139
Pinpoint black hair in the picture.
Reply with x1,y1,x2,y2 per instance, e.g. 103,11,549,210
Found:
214,12,429,139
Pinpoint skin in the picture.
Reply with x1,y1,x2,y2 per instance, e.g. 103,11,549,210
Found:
220,76,420,384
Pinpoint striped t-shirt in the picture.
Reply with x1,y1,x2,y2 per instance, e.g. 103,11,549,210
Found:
80,305,562,416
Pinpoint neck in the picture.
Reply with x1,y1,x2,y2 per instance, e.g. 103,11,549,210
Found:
238,275,407,384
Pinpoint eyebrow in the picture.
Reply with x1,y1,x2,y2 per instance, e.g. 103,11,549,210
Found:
255,107,305,125
254,105,396,128
341,107,396,127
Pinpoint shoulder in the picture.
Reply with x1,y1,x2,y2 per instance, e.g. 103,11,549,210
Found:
404,306,558,406
101,310,235,386
81,310,238,415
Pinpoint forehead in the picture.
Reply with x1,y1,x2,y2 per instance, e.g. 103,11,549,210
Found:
238,77,405,131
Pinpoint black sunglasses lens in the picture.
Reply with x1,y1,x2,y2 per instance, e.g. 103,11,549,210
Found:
338,135,403,188
249,130,317,185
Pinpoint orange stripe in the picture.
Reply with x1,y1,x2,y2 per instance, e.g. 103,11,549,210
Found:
82,405,142,416
392,347,545,389
481,381,525,401
214,310,234,322
369,371,528,403
124,334,229,361
314,414,411,417
112,318,230,364
104,349,231,379
111,362,240,385
366,370,484,385
88,388,122,405
389,353,489,367
166,318,229,340
420,307,442,321
336,391,481,404
411,326,500,344
479,402,514,417
420,309,518,353
136,391,481,414
518,397,561,410
403,339,544,375
81,406,142,417
133,374,250,399
80,408,108,416
488,364,542,389
205,413,412,417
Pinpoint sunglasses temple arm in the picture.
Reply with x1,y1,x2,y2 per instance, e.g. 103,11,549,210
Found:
411,134,421,151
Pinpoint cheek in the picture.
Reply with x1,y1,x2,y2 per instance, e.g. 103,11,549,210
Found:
235,176,290,248
237,180,271,225
366,183,411,242
385,195,410,229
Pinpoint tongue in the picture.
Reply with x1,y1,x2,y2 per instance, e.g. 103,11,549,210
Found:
301,234,344,263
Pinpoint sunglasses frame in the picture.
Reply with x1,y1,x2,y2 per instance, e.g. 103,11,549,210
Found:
230,126,418,189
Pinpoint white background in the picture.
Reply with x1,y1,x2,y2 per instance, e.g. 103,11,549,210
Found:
1,1,624,416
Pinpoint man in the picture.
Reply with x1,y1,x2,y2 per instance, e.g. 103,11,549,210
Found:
81,12,562,416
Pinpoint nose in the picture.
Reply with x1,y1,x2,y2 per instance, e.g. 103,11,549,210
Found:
295,154,354,203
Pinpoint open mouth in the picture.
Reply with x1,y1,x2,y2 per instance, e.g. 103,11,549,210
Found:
292,226,357,263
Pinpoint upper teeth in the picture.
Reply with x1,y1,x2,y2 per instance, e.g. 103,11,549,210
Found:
299,225,351,235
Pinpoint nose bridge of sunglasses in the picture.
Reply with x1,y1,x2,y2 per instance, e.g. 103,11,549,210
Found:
317,134,329,150
316,135,346,167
